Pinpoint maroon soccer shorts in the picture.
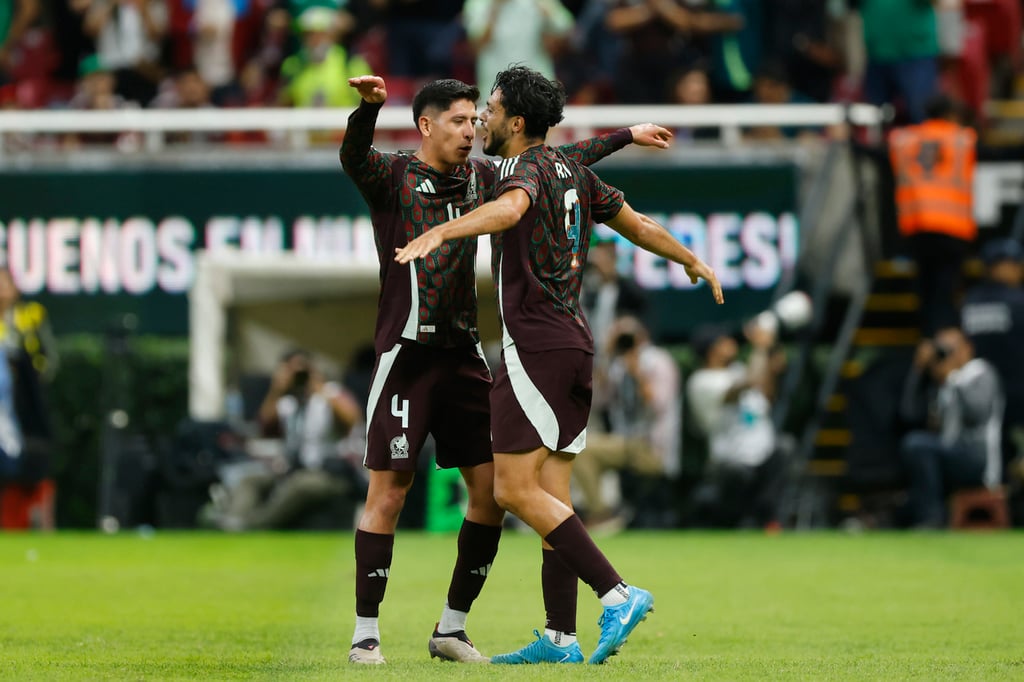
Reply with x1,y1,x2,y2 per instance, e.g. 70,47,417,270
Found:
489,343,593,455
364,341,492,471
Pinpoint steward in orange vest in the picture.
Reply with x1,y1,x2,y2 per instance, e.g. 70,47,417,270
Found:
889,115,977,242
887,94,978,336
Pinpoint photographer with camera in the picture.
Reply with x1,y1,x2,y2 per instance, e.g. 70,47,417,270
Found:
898,327,1004,528
574,316,681,529
216,348,363,531
686,319,788,528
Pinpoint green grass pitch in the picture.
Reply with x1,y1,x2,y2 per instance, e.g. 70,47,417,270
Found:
2,530,1021,680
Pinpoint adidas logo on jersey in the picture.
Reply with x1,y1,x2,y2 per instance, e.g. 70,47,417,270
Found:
498,156,520,180
414,179,436,194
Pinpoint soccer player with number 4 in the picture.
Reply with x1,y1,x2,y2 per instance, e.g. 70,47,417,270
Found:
396,65,724,665
340,74,675,665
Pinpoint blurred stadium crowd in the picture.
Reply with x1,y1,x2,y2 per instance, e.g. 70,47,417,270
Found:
0,0,1020,136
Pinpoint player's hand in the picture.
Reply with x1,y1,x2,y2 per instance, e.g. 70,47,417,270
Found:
395,230,444,264
685,259,725,304
629,123,673,149
348,75,387,104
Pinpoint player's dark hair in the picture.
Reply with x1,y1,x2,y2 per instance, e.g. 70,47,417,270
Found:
412,79,480,125
491,65,566,140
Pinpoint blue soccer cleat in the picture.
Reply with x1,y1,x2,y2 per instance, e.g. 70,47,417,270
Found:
589,586,655,664
490,630,584,664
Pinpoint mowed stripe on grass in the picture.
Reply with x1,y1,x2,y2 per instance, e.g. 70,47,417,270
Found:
1,531,1021,680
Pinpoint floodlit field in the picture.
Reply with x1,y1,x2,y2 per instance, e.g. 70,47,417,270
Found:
1,530,1021,680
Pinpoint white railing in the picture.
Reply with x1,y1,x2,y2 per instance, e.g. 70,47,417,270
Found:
0,103,886,153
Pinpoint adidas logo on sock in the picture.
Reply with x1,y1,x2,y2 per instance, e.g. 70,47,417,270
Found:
470,563,491,577
367,568,390,578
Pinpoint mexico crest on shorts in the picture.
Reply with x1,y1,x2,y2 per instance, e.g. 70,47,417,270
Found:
389,434,409,459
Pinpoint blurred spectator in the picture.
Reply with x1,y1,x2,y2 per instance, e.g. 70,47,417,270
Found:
278,6,369,107
66,55,137,147
686,320,787,528
706,0,761,103
215,348,363,531
151,67,223,144
574,316,681,529
961,238,1024,473
666,64,719,141
0,268,57,387
0,268,57,530
53,0,96,87
190,0,238,98
151,66,214,107
889,93,976,336
68,54,127,109
764,0,845,104
899,326,1003,528
582,237,648,361
378,0,464,81
232,57,277,105
559,0,621,103
605,0,742,104
83,0,169,105
853,0,939,123
463,0,574,90
0,0,41,86
744,62,817,141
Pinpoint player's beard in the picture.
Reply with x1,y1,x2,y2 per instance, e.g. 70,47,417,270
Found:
482,122,508,156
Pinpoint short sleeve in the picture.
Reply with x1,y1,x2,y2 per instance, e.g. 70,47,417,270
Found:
494,156,541,206
581,164,624,224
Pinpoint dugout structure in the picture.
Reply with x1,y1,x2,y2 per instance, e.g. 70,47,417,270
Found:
187,249,497,420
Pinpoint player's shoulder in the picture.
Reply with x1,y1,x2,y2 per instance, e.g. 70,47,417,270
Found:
495,153,529,181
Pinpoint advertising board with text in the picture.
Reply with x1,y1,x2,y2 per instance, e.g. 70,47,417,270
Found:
0,162,799,339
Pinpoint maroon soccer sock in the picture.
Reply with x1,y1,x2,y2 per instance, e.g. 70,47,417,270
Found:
446,519,502,613
355,529,394,618
544,515,622,597
542,548,578,635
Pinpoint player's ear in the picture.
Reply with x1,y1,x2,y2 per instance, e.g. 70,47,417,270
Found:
418,114,432,137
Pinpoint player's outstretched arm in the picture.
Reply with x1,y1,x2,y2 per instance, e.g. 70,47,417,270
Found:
340,75,393,199
607,201,724,304
558,124,673,167
629,123,673,149
394,189,530,263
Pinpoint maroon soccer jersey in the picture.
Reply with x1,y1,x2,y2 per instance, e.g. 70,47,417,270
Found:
341,101,631,354
490,145,625,353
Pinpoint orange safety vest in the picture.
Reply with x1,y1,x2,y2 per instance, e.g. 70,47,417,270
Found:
889,120,977,241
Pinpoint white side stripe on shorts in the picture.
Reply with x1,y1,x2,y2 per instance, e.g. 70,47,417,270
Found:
503,342,559,452
363,343,403,466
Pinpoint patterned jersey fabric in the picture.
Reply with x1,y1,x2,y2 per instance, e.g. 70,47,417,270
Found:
491,145,625,353
341,100,631,353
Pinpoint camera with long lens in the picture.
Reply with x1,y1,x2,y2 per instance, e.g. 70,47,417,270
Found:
291,368,310,391
613,331,637,354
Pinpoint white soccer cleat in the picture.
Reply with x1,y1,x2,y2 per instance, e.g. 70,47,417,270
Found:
428,625,490,663
349,638,386,664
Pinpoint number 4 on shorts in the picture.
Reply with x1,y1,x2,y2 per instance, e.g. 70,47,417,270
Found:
391,394,409,428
